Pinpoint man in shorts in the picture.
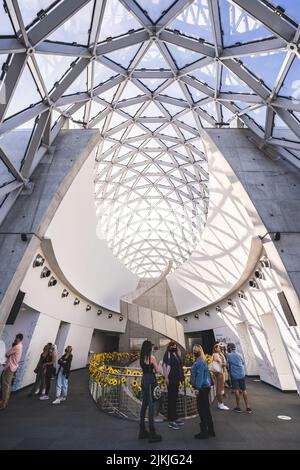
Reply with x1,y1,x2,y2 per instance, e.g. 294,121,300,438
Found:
227,344,252,414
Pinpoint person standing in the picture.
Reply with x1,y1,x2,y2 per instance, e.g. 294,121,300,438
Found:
190,344,215,439
40,343,57,401
52,346,73,404
162,341,184,430
28,345,49,397
139,340,162,443
212,343,229,410
0,333,23,410
227,344,252,413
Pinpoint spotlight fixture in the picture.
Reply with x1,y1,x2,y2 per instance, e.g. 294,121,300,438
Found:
227,298,233,306
86,305,91,311
274,6,285,16
61,289,69,298
40,266,51,278
260,257,270,268
238,290,247,299
97,309,102,316
273,232,281,241
33,254,44,268
119,316,123,321
216,306,221,312
249,279,258,288
21,233,28,242
108,313,113,319
48,276,57,287
254,269,263,279
184,317,188,322
194,313,199,319
205,311,210,316
74,298,80,306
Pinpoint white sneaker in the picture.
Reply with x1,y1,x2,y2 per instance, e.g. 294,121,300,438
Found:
218,403,229,410
41,389,46,395
34,390,40,395
52,398,61,405
39,395,49,400
60,397,66,402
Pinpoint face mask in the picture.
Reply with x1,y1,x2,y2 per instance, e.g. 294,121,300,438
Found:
171,347,177,352
194,351,200,358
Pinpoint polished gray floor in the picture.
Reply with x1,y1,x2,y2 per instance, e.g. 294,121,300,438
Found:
0,369,299,450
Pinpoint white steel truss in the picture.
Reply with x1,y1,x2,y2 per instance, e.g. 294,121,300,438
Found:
0,0,300,276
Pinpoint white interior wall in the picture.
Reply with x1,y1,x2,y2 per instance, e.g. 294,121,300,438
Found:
45,147,139,312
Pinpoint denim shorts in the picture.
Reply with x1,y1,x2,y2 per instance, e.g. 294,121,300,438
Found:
231,377,246,391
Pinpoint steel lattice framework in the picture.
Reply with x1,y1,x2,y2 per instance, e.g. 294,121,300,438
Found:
0,0,300,276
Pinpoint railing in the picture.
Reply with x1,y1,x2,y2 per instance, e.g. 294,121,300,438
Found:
89,358,216,421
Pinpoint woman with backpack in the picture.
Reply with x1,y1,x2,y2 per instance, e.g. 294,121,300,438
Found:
190,344,215,440
52,346,73,404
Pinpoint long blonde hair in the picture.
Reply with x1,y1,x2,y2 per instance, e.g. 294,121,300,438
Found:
192,344,206,361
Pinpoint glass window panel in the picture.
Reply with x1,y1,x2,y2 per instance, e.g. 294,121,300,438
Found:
137,0,174,22
199,101,216,118
162,81,187,100
122,103,143,117
4,65,42,119
187,84,207,102
220,0,272,47
99,84,119,102
0,117,36,170
137,43,170,70
166,43,203,69
269,0,300,23
35,54,74,92
0,3,15,34
99,0,141,42
279,57,300,101
246,106,267,129
18,0,54,27
90,100,105,119
0,157,15,188
221,66,253,93
168,0,213,43
272,113,299,141
140,102,164,118
104,44,141,69
93,62,117,86
119,81,144,100
138,78,167,92
178,110,198,128
48,1,94,45
189,62,216,88
241,51,286,90
63,68,87,95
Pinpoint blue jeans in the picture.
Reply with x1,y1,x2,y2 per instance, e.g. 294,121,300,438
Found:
56,368,68,398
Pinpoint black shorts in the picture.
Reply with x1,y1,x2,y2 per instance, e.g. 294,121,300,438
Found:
231,377,246,391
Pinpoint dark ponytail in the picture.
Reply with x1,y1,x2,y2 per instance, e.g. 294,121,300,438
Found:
140,340,153,368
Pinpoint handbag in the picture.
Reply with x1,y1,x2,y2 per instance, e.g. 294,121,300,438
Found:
152,383,162,401
209,360,222,374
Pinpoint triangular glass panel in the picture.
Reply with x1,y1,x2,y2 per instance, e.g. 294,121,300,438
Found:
0,3,15,35
161,102,184,116
126,124,148,138
104,44,141,69
162,81,187,100
35,54,74,92
90,100,105,120
4,64,42,120
220,0,273,47
0,117,36,171
246,106,267,129
18,0,54,27
200,101,217,118
279,57,300,101
180,128,196,139
269,0,300,24
120,103,143,118
93,62,117,87
99,84,119,103
166,43,204,69
168,0,214,43
189,62,216,88
187,85,207,102
71,106,85,122
109,111,128,129
63,68,87,95
138,79,168,92
137,0,175,22
272,113,299,141
178,111,198,128
48,2,94,45
137,43,170,70
221,106,237,126
119,81,144,100
99,0,141,42
241,51,287,90
221,66,253,93
160,124,179,138
140,102,164,118
142,122,163,132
